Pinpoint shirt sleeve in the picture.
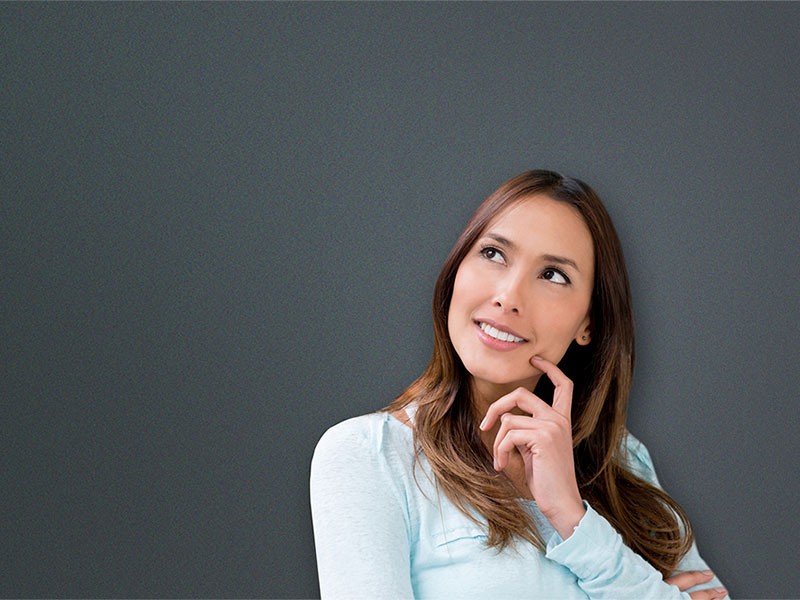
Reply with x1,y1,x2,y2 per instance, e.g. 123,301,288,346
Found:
543,433,727,599
309,416,414,599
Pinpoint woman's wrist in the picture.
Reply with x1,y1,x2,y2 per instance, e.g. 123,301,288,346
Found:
548,500,587,541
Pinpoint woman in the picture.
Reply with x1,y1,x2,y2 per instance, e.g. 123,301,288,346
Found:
310,170,728,599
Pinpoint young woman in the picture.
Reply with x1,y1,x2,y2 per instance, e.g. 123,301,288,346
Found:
310,170,728,599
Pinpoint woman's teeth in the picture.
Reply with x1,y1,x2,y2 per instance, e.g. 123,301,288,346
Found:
479,322,525,343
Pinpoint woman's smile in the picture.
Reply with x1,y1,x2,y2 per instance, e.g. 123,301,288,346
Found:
475,320,528,349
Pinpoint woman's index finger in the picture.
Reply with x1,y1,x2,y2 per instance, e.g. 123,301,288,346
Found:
530,355,574,420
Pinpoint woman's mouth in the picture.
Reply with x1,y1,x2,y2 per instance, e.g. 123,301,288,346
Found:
477,321,527,343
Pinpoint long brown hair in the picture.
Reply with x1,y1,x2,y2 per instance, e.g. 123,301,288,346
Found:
386,170,693,576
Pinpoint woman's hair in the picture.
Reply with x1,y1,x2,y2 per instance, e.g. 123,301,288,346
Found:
386,169,693,577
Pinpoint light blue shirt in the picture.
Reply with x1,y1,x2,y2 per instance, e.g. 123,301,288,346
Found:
310,411,725,599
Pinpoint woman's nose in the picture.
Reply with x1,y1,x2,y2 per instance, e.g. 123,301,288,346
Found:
492,272,525,314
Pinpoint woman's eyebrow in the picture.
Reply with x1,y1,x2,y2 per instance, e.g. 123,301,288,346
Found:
541,254,580,272
484,232,516,248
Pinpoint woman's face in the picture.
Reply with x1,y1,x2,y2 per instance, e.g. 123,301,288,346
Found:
447,194,594,400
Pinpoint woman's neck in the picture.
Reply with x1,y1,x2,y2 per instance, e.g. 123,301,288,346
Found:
469,376,541,424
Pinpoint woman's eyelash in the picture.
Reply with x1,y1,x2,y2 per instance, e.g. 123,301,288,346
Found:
541,267,571,285
479,245,504,261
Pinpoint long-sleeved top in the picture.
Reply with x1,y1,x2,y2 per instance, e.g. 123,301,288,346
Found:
310,410,725,599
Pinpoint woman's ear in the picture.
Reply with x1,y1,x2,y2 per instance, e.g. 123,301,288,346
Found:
575,317,591,346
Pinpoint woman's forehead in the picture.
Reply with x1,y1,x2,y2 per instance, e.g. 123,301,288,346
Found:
484,195,592,251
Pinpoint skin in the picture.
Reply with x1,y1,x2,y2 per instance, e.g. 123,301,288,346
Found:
445,195,727,599
666,571,729,599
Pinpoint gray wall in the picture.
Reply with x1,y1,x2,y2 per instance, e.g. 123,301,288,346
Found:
3,3,798,598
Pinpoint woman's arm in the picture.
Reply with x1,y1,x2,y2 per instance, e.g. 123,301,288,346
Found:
482,356,728,599
545,502,728,599
310,416,414,599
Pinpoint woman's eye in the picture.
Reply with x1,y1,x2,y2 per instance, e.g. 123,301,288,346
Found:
540,268,570,285
479,246,505,264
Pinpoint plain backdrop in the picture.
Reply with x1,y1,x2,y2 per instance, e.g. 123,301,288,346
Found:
3,3,799,598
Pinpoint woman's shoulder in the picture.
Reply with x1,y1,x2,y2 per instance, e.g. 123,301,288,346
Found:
620,430,662,487
313,410,414,466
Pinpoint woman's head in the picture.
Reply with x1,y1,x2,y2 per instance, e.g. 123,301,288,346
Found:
447,193,594,402
430,170,634,443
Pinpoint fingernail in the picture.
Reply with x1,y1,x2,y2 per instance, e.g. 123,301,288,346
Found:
479,416,488,430
493,457,498,471
701,570,714,575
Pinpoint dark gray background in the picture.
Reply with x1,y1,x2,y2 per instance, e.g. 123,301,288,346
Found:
3,3,798,598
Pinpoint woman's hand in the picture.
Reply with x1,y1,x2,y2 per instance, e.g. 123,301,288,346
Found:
665,570,728,599
479,355,585,539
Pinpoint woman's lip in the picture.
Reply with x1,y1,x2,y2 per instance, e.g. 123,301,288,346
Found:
474,321,528,351
473,319,528,341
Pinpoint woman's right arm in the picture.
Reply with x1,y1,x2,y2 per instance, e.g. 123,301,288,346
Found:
310,417,415,599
